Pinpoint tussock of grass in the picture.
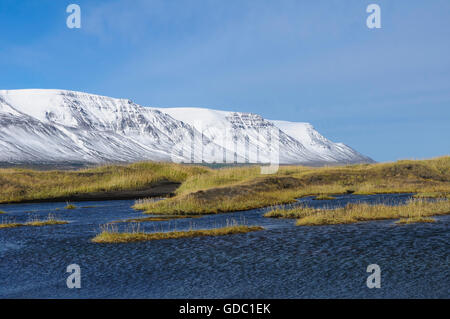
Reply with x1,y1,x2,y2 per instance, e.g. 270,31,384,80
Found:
0,214,68,229
65,202,76,209
264,199,449,226
91,219,263,243
314,195,336,200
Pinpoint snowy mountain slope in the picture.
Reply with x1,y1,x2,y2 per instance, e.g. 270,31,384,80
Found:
271,120,371,163
158,107,373,164
156,107,313,164
0,89,373,165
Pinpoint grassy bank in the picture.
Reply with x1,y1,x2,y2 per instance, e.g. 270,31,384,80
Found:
0,162,208,203
0,214,68,229
264,199,450,226
135,156,450,215
91,221,263,243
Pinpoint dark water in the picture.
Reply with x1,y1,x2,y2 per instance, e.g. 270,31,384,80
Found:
0,193,448,298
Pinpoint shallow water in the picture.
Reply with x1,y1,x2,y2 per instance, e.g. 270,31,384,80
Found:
0,193,448,298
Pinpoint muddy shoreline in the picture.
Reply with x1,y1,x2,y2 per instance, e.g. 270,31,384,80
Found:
1,181,180,204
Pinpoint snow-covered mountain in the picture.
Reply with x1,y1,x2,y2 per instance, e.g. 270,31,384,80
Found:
0,89,373,165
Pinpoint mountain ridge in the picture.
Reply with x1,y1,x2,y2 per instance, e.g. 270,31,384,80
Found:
0,89,374,165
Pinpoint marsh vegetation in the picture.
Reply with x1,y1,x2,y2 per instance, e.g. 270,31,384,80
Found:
91,219,263,243
0,214,68,229
264,198,450,226
0,162,207,203
1,157,449,219
135,156,450,215
64,202,76,209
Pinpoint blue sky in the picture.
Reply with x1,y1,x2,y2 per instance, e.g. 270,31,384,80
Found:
0,0,449,162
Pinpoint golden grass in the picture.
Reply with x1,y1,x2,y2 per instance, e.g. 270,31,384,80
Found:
134,188,300,215
65,203,76,209
112,215,196,223
91,220,263,243
136,156,450,215
395,217,436,224
0,214,68,229
314,195,336,200
413,192,450,199
1,156,449,216
175,166,261,195
0,210,6,214
0,162,209,203
265,199,449,226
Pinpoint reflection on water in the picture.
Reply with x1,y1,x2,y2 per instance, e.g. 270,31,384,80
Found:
0,193,448,298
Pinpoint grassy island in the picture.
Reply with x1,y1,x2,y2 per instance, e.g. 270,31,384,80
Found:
395,217,436,224
264,199,450,226
92,222,264,243
314,195,336,200
0,214,68,229
65,203,76,209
